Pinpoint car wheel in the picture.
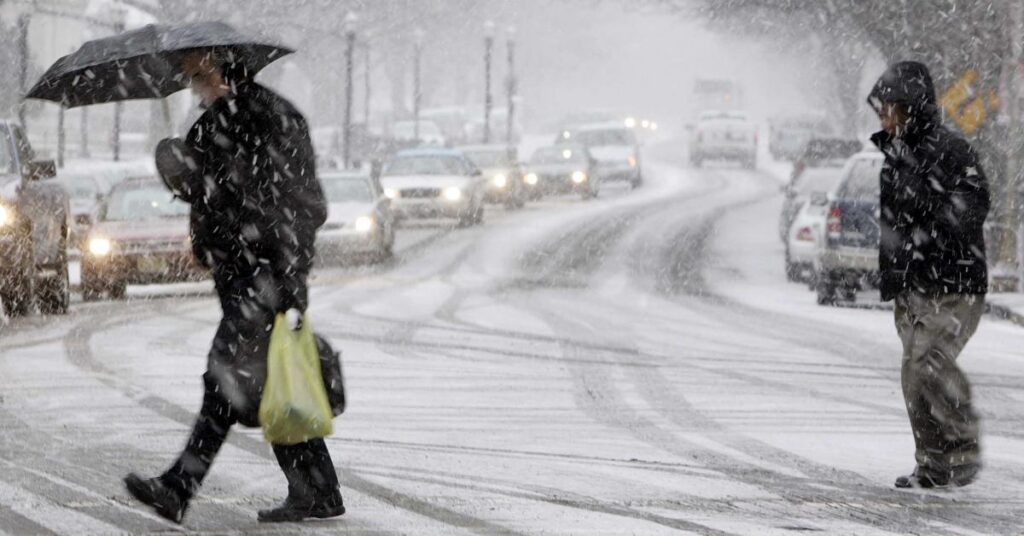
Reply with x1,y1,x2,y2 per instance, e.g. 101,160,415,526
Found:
815,273,837,306
109,280,128,301
39,233,70,315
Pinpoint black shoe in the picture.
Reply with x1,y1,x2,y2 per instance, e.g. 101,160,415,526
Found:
258,490,345,523
895,470,947,489
124,473,188,524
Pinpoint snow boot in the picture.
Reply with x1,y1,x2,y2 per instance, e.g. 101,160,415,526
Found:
257,489,345,522
124,473,189,524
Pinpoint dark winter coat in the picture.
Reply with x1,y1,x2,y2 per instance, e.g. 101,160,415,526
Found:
178,80,327,423
868,61,990,302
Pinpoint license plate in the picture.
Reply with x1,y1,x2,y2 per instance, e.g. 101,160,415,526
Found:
138,255,167,273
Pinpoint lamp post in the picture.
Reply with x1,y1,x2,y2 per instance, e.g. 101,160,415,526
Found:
363,30,372,128
413,28,424,141
17,13,30,132
342,11,357,169
483,20,495,144
505,25,516,147
110,7,126,162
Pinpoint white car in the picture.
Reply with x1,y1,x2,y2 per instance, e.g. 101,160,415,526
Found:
689,110,757,168
380,148,486,226
568,122,643,188
782,166,847,282
317,171,395,263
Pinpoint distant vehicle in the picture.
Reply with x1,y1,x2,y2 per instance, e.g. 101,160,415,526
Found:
421,107,469,146
81,177,205,301
689,110,757,169
0,119,70,316
814,151,884,306
768,114,836,160
782,166,845,283
523,144,599,200
379,148,486,226
568,122,642,188
54,170,111,251
692,78,744,113
316,170,395,263
779,138,863,243
458,144,525,209
391,120,446,147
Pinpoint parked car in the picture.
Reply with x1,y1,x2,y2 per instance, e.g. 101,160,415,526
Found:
779,138,863,243
570,122,643,188
391,120,446,147
783,167,845,283
768,114,835,161
814,151,884,305
379,148,486,226
81,176,205,301
523,144,600,200
317,170,395,263
689,110,757,168
54,169,111,251
0,119,70,316
458,144,525,208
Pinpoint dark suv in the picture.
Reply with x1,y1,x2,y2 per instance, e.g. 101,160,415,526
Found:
0,120,70,316
815,151,883,305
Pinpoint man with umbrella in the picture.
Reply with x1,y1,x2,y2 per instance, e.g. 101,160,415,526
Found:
27,24,343,523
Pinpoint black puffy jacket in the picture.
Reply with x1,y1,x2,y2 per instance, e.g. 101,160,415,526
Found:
183,81,327,312
868,61,990,301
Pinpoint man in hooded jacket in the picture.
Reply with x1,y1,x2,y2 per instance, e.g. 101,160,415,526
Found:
123,49,343,523
868,61,989,489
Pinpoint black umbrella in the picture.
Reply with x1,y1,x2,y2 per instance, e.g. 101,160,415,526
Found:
25,21,293,108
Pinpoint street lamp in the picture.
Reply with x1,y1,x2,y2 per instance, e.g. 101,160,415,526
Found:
483,20,495,144
16,13,30,133
505,25,517,147
342,11,357,169
363,30,372,128
413,28,425,141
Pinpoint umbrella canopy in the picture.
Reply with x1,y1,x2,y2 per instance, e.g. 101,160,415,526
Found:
25,21,293,108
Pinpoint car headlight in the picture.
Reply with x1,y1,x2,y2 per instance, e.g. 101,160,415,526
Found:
0,205,9,228
384,188,399,199
443,187,463,201
354,216,374,232
628,156,637,168
571,171,588,184
493,174,508,188
89,237,112,256
524,173,538,185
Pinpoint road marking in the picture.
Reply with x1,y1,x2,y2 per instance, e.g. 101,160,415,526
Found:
0,480,126,535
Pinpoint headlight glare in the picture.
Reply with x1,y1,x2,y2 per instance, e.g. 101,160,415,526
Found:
443,187,463,201
355,216,374,232
524,173,538,185
571,171,587,184
0,205,9,227
384,188,399,199
89,237,112,256
493,174,508,188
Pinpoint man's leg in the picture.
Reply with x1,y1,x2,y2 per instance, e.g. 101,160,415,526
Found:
258,438,344,522
896,293,983,487
160,372,238,498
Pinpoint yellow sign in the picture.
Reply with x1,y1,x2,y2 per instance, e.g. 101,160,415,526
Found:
939,70,999,136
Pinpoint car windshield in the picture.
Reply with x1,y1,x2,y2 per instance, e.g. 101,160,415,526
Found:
531,147,586,165
838,158,883,201
322,177,375,202
795,168,843,195
384,155,469,176
103,183,189,221
464,150,511,168
56,176,100,200
574,129,634,146
801,139,862,162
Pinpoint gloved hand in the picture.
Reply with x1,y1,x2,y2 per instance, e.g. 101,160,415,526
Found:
285,308,303,331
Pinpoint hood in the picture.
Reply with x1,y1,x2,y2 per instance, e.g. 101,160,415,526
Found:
867,61,938,137
0,178,19,203
479,166,513,177
588,146,635,163
90,218,189,243
526,162,584,174
326,201,375,224
380,175,472,190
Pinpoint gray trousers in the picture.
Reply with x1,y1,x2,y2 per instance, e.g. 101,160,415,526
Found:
895,292,984,474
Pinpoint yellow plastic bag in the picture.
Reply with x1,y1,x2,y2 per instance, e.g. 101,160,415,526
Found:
259,313,334,445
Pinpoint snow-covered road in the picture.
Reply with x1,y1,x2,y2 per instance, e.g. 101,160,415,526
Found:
3,158,1024,535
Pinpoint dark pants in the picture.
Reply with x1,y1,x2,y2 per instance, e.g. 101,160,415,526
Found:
160,373,340,501
895,292,983,477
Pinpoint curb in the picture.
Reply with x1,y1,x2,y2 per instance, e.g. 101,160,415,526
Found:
986,302,1024,328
